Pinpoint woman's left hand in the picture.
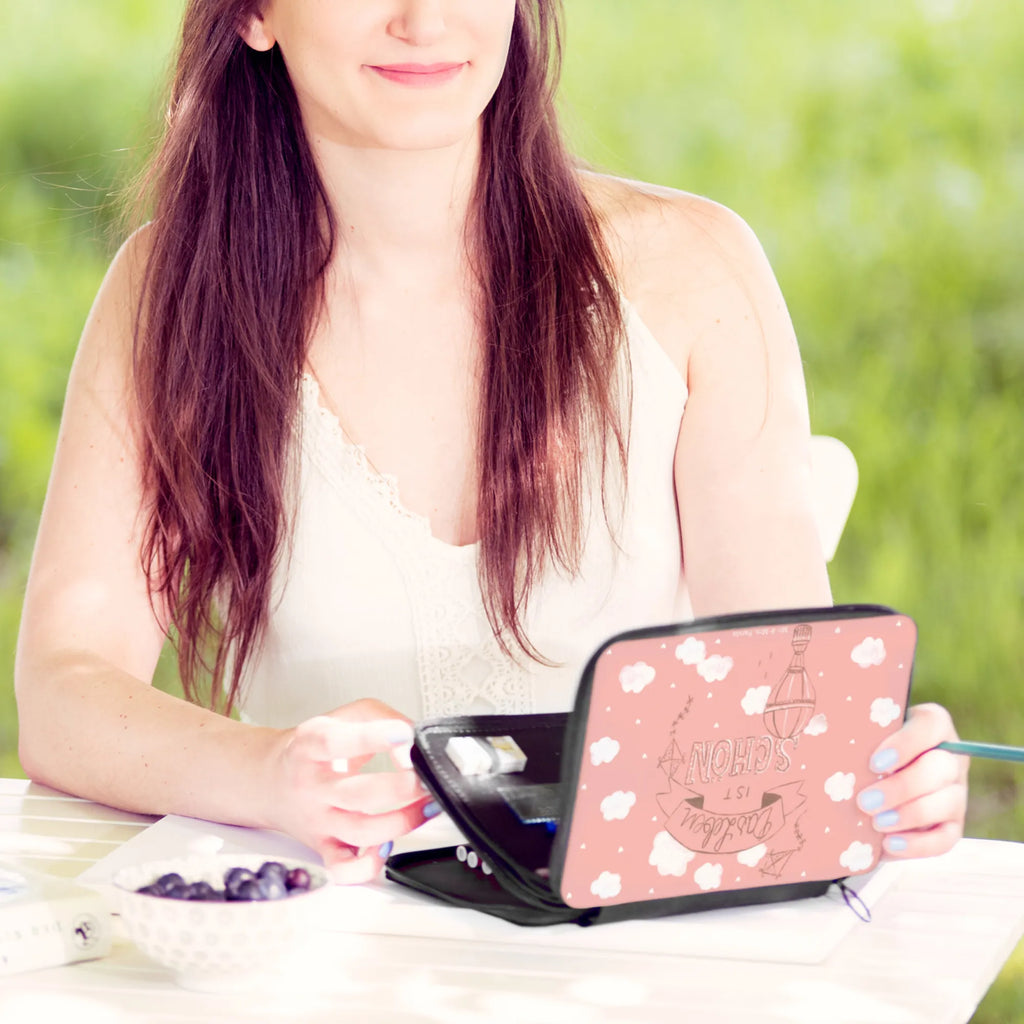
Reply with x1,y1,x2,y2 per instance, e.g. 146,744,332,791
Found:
858,703,969,858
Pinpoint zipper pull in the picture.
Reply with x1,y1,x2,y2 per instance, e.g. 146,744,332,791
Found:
835,878,872,922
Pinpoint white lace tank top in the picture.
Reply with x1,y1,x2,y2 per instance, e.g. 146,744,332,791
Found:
237,300,690,727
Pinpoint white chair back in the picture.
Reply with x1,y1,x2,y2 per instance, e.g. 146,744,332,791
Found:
809,435,858,562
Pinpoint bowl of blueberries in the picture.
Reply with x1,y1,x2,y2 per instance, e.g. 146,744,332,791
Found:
112,854,330,990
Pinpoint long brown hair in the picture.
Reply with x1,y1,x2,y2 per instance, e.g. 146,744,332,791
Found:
134,0,628,712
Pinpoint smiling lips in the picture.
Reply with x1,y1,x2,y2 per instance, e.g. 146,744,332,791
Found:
369,62,467,87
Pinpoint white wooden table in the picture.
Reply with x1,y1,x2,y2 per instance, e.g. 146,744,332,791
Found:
2,778,1022,1023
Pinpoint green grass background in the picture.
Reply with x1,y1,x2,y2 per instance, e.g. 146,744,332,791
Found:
1,1,1021,1017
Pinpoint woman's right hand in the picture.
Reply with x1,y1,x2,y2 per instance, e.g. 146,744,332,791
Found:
267,699,437,884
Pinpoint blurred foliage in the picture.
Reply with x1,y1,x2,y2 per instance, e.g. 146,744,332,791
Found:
1,1,1021,1017
562,0,1024,835
1,1,185,775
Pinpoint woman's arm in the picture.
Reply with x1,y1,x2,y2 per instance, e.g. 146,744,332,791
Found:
592,177,833,612
14,233,431,881
615,185,966,857
662,198,833,614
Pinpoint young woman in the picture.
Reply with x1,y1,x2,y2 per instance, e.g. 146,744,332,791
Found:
14,0,967,883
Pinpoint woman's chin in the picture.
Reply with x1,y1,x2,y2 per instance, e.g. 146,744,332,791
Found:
362,117,483,155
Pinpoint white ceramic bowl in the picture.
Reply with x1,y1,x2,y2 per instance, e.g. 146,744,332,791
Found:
112,853,330,991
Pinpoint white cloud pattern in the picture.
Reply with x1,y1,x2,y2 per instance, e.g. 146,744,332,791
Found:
851,637,887,669
804,713,829,736
600,790,637,821
590,737,621,767
675,637,706,665
839,841,875,873
824,771,856,802
697,655,734,683
694,863,724,891
736,844,767,868
590,871,622,900
648,831,696,877
741,686,771,715
870,697,902,728
620,662,656,694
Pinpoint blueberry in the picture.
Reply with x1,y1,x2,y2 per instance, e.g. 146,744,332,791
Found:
230,878,265,901
185,881,218,901
135,883,163,896
258,861,289,885
224,866,256,887
164,882,190,899
154,872,185,895
285,867,311,893
223,867,257,897
257,874,288,900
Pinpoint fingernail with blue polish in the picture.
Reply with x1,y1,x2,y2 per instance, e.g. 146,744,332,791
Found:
858,789,885,812
378,841,394,859
870,748,899,774
386,721,414,745
423,801,442,819
875,809,900,829
885,835,908,853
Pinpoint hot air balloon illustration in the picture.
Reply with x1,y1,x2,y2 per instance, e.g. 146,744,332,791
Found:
763,624,816,740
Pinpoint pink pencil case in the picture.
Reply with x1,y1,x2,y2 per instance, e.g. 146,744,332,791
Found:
386,604,916,926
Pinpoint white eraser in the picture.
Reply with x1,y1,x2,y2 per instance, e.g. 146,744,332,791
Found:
446,736,493,776
445,735,528,776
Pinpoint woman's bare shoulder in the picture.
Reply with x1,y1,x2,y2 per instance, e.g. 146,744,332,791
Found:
580,171,784,378
60,224,157,439
98,224,154,319
580,170,766,285
75,224,155,383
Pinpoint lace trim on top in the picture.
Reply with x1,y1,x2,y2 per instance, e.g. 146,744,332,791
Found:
300,374,463,548
299,373,529,717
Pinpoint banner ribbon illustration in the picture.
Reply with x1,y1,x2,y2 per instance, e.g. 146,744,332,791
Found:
659,780,806,854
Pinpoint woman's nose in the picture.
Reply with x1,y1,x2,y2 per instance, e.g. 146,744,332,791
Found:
387,0,448,47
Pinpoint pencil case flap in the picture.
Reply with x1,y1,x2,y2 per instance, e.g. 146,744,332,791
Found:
550,604,917,908
401,714,570,909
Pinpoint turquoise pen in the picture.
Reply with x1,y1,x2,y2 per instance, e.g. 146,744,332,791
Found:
937,740,1024,764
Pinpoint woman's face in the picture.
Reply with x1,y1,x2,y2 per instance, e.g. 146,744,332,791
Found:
242,0,519,152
